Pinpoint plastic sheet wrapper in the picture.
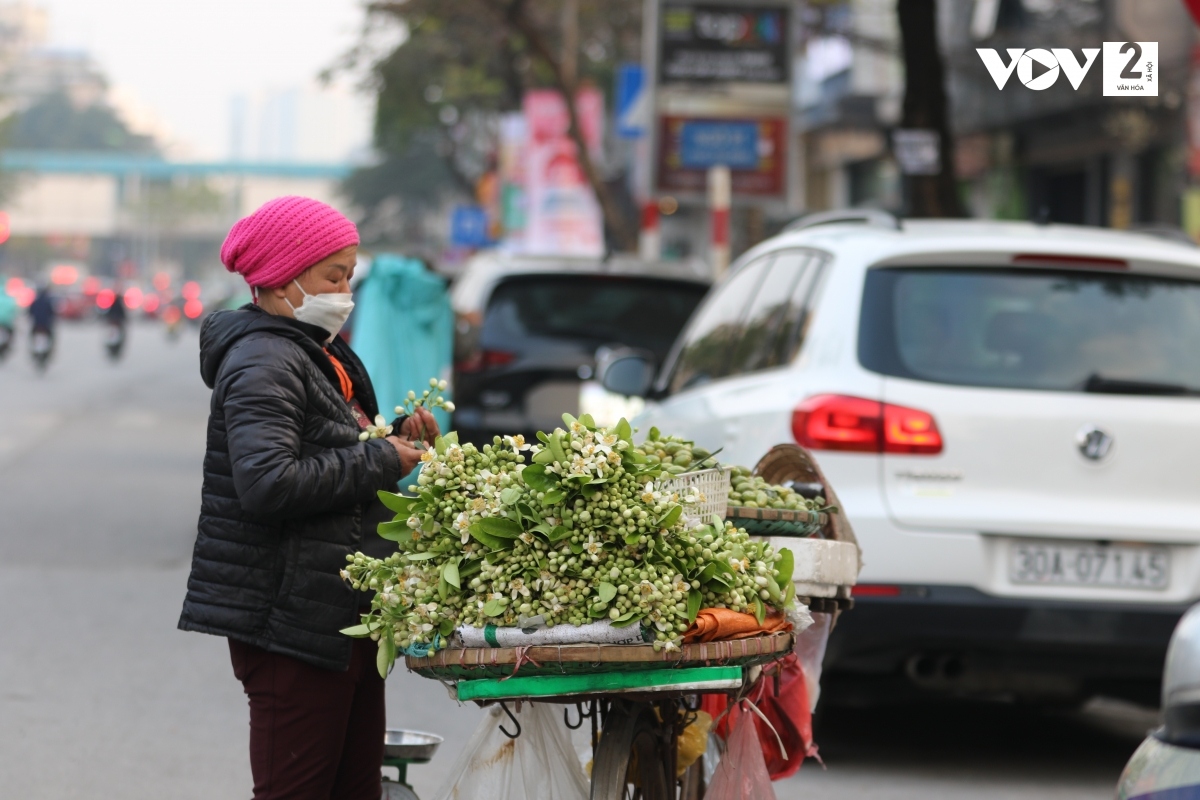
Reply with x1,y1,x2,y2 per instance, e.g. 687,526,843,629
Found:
454,619,648,648
432,702,589,800
794,611,833,711
705,708,777,800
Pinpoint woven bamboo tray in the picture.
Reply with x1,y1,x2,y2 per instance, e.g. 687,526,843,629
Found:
725,505,828,537
405,630,794,680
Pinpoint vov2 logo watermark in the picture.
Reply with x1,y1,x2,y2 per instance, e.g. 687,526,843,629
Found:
977,43,1157,96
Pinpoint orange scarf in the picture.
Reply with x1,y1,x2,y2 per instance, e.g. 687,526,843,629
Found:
325,350,354,402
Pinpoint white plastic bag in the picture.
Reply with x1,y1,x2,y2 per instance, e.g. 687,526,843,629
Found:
794,611,833,711
432,702,589,800
704,708,777,800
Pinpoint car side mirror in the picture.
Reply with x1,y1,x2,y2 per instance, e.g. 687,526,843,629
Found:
1163,604,1200,746
596,348,655,398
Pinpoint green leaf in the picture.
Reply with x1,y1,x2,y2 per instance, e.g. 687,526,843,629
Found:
520,464,555,492
377,520,411,542
532,448,555,464
626,449,647,464
459,558,482,579
340,621,381,637
536,430,551,443
435,436,448,456
784,580,796,605
443,561,460,589
687,589,702,623
547,525,572,542
516,503,537,522
543,489,566,505
753,598,766,626
437,577,449,601
657,505,683,529
377,635,396,678
548,432,568,463
615,418,632,443
710,513,724,528
438,618,455,636
624,531,642,546
581,484,600,500
444,431,459,445
500,487,522,506
611,610,644,628
775,548,794,590
406,552,438,561
477,517,523,538
377,491,416,515
562,412,578,429
578,413,597,429
568,540,584,555
482,599,504,616
598,582,617,603
468,524,505,549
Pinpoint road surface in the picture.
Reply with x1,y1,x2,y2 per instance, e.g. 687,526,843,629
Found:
0,321,1153,798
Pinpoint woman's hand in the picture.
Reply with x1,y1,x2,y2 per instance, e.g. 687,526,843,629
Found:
386,436,425,474
399,407,441,448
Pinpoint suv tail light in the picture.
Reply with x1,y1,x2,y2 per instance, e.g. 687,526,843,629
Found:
792,394,943,455
456,349,517,373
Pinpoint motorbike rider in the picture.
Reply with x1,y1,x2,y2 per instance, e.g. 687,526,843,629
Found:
104,288,128,358
28,284,55,365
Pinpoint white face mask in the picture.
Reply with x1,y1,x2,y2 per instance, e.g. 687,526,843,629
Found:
285,280,354,343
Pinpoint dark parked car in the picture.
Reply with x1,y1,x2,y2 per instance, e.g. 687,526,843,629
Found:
451,253,710,445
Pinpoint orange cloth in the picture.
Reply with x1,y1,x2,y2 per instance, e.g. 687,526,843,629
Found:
683,608,792,644
325,351,355,402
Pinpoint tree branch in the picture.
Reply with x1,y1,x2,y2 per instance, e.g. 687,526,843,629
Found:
478,0,637,252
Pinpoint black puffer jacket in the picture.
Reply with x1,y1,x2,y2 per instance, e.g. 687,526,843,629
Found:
179,305,403,671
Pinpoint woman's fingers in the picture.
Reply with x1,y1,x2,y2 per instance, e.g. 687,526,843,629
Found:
387,436,422,474
415,407,441,443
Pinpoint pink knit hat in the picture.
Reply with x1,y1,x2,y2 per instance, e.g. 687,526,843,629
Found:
220,196,360,289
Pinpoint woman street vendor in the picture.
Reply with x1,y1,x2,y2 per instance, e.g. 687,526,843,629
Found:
178,195,438,799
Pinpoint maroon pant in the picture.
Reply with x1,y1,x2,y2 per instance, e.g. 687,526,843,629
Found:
228,638,385,800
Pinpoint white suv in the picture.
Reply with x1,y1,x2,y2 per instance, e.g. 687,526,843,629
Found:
607,212,1200,704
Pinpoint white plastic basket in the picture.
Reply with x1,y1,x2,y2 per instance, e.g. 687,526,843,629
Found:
660,466,731,526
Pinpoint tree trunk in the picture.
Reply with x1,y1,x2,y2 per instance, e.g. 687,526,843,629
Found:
897,0,965,217
481,0,638,252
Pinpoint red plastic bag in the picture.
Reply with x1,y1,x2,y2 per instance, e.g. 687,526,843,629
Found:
704,704,776,800
700,653,818,781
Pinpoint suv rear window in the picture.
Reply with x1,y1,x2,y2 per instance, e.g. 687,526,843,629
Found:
482,275,708,362
859,268,1200,393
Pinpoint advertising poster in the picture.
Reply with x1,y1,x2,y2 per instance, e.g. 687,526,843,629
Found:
656,115,786,195
522,88,605,256
659,3,789,84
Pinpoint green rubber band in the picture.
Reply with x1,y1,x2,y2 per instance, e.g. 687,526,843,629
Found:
484,624,499,647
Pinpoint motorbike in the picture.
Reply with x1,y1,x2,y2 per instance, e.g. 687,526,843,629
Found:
104,322,126,361
0,325,12,361
30,326,53,372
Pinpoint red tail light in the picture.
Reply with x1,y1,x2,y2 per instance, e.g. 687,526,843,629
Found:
851,584,903,597
792,395,943,455
456,349,517,373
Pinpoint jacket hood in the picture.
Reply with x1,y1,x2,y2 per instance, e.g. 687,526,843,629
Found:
199,304,331,389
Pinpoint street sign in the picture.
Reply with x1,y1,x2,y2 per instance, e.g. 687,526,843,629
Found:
449,205,493,248
892,129,942,175
659,3,789,84
658,116,785,196
679,120,759,169
615,63,647,139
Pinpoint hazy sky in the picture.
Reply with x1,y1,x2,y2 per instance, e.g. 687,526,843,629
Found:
39,0,385,159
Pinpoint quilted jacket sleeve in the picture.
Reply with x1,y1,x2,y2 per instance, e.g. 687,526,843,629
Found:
218,335,403,518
